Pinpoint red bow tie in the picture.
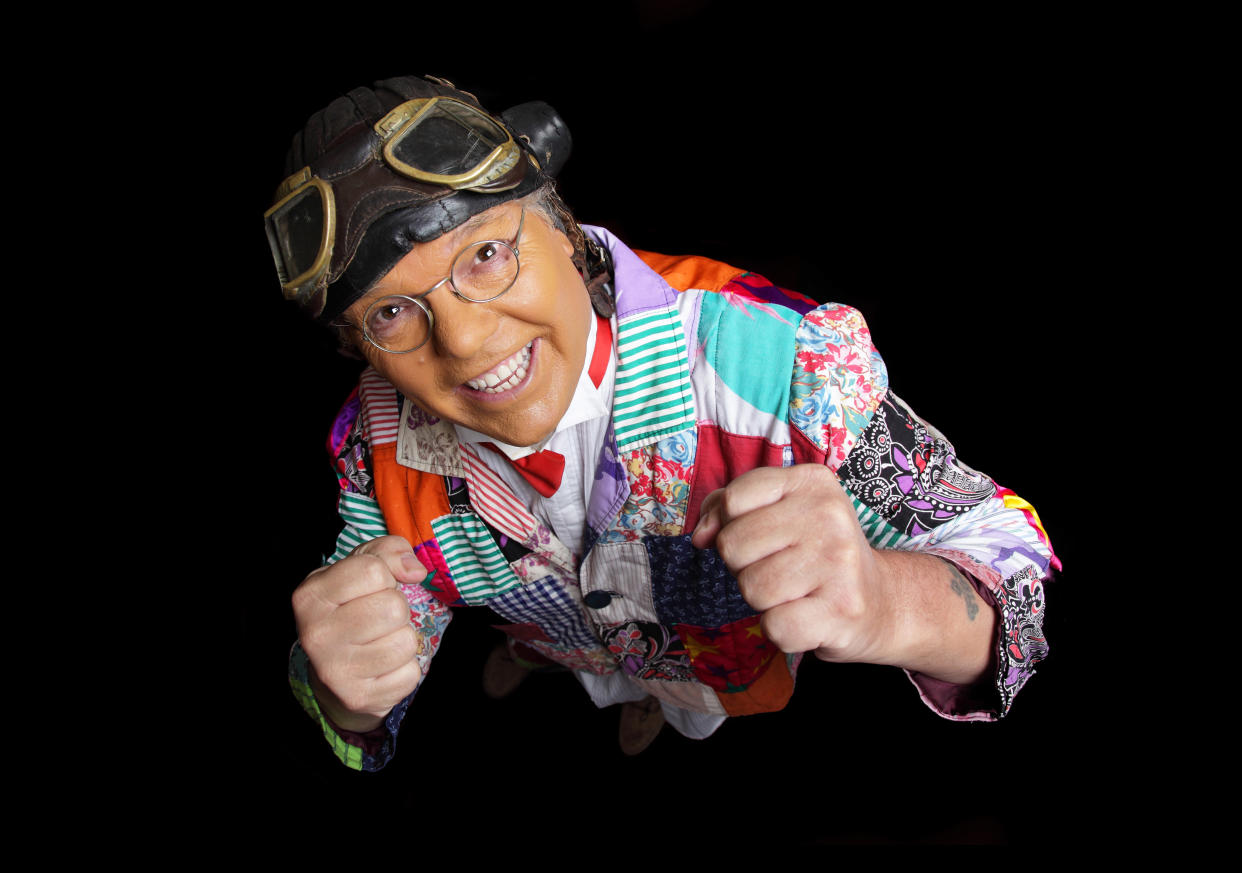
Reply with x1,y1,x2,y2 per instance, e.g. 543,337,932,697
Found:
482,443,566,497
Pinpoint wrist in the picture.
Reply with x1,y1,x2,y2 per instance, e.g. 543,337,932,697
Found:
308,665,387,734
870,550,995,686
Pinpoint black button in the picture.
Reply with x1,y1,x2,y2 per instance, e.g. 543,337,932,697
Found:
583,590,616,609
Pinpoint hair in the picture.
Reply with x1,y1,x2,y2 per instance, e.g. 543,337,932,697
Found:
332,182,583,357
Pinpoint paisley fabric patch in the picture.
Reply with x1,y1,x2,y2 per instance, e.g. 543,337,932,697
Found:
993,565,1049,712
839,394,996,537
599,620,695,681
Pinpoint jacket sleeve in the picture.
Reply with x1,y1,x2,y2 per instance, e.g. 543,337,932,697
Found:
789,303,1058,720
287,384,453,771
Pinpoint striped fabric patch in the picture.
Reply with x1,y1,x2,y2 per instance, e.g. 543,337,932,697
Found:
430,512,522,604
459,445,540,545
359,367,402,446
849,493,909,550
328,492,389,563
612,307,696,452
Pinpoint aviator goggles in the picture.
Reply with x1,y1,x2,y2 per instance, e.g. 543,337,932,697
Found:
264,96,528,316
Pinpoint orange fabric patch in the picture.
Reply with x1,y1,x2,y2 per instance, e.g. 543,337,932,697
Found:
371,442,451,550
633,250,745,295
717,650,796,717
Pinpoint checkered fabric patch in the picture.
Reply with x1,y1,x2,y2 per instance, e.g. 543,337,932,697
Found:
488,575,599,650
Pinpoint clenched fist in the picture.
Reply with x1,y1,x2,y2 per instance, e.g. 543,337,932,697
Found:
690,464,994,684
691,464,895,665
292,536,430,732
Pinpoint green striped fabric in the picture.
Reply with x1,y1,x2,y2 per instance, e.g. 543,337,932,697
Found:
612,306,696,453
289,658,366,770
430,512,521,603
328,492,389,563
849,493,909,550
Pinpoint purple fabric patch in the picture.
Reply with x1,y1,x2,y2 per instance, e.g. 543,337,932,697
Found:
328,388,361,458
583,225,679,321
587,423,629,536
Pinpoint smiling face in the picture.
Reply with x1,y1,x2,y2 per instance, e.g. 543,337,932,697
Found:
344,198,593,448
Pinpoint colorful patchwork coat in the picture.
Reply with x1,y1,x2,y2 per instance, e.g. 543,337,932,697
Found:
289,226,1058,771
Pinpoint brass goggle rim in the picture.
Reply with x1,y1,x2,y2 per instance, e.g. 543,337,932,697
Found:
263,170,335,302
375,97,522,190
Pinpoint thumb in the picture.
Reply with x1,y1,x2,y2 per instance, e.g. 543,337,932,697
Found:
354,535,430,585
690,489,724,549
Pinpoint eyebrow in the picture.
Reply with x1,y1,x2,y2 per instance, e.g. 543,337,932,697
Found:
451,206,517,243
351,207,518,311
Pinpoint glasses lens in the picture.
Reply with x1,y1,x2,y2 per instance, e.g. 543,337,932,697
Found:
451,240,519,302
363,295,432,353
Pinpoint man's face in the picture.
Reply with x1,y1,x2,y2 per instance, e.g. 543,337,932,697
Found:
345,200,593,447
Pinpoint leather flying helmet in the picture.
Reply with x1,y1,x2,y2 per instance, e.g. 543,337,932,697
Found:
265,75,573,322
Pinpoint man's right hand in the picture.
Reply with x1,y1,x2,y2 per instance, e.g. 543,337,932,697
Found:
292,536,429,733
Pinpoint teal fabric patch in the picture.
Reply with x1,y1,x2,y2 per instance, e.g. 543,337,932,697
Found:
697,292,798,423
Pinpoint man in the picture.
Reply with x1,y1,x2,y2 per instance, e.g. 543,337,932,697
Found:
266,75,1056,769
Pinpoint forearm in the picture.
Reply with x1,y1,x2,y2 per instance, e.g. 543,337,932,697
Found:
872,549,995,686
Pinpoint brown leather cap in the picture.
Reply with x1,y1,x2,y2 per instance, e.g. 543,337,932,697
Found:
276,75,571,322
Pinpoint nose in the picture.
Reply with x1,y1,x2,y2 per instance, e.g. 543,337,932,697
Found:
426,286,502,360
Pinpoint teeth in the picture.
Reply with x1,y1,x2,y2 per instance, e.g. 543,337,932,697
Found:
466,343,531,393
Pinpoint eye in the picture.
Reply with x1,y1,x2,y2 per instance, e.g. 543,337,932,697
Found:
365,295,423,339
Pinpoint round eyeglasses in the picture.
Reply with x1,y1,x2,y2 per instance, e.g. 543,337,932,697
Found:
351,208,526,355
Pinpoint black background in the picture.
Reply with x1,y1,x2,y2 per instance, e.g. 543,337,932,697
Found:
205,1,1137,847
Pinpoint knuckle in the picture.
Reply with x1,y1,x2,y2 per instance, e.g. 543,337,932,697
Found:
719,485,745,519
760,610,805,654
297,620,334,657
378,589,412,626
351,553,394,588
393,625,421,662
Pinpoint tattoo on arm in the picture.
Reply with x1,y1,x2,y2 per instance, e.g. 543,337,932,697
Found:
947,567,980,621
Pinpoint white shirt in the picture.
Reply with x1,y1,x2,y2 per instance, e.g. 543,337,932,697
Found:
453,309,615,560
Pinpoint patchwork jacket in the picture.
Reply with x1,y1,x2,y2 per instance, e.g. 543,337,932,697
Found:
289,226,1058,771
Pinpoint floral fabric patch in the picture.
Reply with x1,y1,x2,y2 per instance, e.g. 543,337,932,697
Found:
788,304,888,469
598,428,696,543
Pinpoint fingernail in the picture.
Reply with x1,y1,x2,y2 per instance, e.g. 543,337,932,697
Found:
401,554,423,574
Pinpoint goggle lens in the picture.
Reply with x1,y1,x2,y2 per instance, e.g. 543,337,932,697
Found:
389,102,508,178
264,177,334,303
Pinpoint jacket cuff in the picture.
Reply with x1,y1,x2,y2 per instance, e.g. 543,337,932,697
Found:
288,642,412,771
904,562,1049,721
